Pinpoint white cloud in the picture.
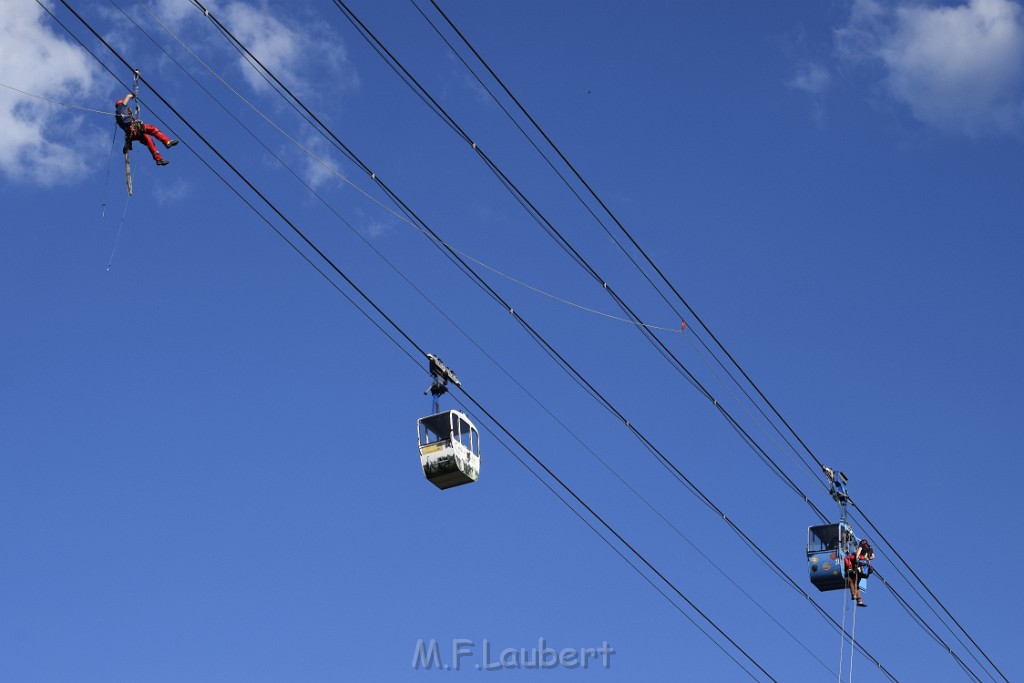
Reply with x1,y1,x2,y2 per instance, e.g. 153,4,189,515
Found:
462,72,493,104
789,62,832,94
295,132,344,191
0,0,104,185
221,2,358,97
153,177,190,204
150,0,199,26
838,0,1024,135
140,1,359,101
361,220,389,239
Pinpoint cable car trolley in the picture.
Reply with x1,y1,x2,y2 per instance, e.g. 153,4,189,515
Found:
807,467,853,591
807,466,874,594
807,467,875,610
416,355,481,490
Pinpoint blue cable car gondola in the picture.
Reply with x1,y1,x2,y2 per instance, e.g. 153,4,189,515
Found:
807,521,855,592
807,467,858,592
416,354,481,490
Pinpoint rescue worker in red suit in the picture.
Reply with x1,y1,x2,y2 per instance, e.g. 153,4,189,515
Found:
115,92,177,166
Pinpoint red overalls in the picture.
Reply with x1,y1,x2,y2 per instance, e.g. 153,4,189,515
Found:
116,99,171,163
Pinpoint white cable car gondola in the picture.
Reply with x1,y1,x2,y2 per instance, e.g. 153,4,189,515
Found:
417,410,481,489
417,354,481,489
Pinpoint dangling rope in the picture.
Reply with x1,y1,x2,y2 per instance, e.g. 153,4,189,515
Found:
838,583,852,683
108,67,142,270
106,192,131,271
100,125,118,217
848,597,859,683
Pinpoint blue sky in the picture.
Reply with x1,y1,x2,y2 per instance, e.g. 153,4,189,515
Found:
2,1,1022,681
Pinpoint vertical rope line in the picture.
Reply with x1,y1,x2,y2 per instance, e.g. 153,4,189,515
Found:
106,193,130,271
838,588,848,683
848,601,858,683
101,125,117,217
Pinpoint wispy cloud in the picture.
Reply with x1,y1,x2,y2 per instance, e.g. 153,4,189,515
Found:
220,1,359,97
295,131,344,191
789,62,832,95
153,177,190,204
837,0,1024,135
361,219,389,239
0,0,103,185
462,72,493,105
150,0,196,26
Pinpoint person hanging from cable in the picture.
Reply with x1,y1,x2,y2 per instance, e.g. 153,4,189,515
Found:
845,539,872,607
855,538,874,605
115,91,177,166
845,549,863,606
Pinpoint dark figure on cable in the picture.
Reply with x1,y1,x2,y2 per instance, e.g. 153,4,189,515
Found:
846,550,863,606
847,539,874,607
855,539,874,606
115,92,177,166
